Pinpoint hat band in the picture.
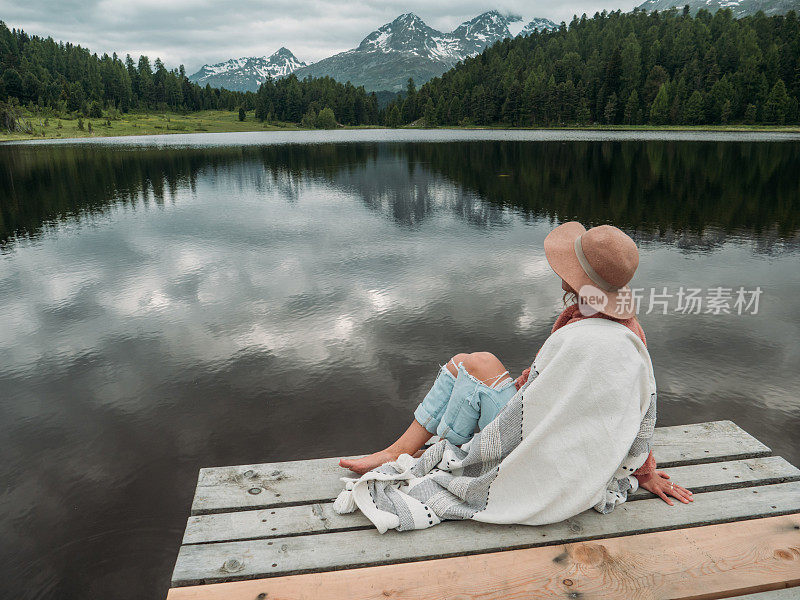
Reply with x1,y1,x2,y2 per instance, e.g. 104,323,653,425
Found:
574,235,621,293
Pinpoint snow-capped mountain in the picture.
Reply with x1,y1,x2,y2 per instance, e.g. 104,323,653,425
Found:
352,12,510,64
636,0,799,17
191,12,560,94
452,11,515,55
188,48,307,92
294,11,539,92
520,17,559,35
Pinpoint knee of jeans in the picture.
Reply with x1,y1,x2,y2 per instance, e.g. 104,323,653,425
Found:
436,420,473,446
436,397,479,445
418,367,456,420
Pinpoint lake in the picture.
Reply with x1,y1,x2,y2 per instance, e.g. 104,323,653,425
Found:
1,129,799,600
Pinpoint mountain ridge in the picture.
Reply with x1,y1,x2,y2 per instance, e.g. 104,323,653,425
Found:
190,11,558,93
294,11,558,91
188,47,307,92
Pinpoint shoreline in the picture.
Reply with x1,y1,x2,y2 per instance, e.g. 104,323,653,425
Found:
2,109,800,142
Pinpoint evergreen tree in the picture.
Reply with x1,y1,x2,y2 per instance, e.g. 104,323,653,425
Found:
721,99,732,123
386,104,401,128
66,81,85,112
301,108,316,128
684,90,706,124
137,56,155,107
577,99,592,124
624,90,641,124
401,78,417,123
604,93,618,124
620,34,642,98
643,66,669,108
2,69,23,99
238,106,246,121
764,79,790,124
423,97,436,128
744,103,757,123
650,84,670,125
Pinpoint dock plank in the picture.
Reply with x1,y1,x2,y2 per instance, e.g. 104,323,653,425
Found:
167,515,800,600
182,456,800,545
731,589,800,600
171,480,800,586
190,420,771,515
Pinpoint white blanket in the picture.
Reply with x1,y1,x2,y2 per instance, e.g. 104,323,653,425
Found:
334,319,657,533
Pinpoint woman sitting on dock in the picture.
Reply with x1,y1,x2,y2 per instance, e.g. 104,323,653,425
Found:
336,222,692,533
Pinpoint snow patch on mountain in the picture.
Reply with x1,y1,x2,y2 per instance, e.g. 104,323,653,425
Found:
189,48,307,92
521,18,559,35
191,11,563,94
294,10,532,91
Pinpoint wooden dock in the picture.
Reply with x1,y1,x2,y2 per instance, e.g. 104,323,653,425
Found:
167,420,800,599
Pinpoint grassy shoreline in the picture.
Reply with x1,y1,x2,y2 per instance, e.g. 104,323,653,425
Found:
3,109,800,142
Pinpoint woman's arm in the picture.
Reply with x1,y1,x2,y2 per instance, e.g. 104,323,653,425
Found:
632,445,693,506
625,391,690,505
633,451,656,483
514,368,531,390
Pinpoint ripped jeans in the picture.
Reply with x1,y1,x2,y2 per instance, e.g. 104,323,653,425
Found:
413,359,518,445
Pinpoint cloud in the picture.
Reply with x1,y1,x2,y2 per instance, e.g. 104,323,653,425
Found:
0,0,640,73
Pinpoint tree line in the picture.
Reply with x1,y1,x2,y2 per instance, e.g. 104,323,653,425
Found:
3,8,799,129
0,21,378,126
254,75,379,126
386,7,800,126
0,21,252,114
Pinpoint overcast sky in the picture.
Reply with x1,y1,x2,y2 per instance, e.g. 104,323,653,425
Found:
1,0,639,74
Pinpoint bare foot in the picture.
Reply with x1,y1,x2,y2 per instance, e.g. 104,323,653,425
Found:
339,450,400,475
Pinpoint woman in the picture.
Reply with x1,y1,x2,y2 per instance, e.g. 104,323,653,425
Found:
336,222,692,533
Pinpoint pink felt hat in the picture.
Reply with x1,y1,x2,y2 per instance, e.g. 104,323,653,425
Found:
544,222,640,319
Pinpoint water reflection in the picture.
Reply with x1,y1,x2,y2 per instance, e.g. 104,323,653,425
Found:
3,140,800,249
0,135,798,600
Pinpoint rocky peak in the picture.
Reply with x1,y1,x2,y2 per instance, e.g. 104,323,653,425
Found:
453,11,512,42
520,17,559,35
188,48,307,91
359,12,441,53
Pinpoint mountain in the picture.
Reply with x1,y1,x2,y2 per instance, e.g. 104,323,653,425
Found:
188,48,307,92
293,11,526,92
636,0,800,17
520,17,559,35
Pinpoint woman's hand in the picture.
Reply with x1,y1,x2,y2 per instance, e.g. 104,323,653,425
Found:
639,470,693,506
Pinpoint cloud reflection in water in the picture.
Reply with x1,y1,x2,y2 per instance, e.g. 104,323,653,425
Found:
0,136,798,600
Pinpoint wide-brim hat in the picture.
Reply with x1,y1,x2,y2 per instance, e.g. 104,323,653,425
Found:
544,221,639,319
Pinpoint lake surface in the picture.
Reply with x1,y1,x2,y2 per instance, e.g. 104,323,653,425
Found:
1,130,799,600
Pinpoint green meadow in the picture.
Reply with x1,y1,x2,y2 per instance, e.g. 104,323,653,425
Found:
0,109,302,141
2,108,799,142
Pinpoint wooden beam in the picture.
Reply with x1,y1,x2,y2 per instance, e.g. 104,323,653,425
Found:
171,480,800,586
191,420,771,515
167,514,800,600
182,456,800,545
